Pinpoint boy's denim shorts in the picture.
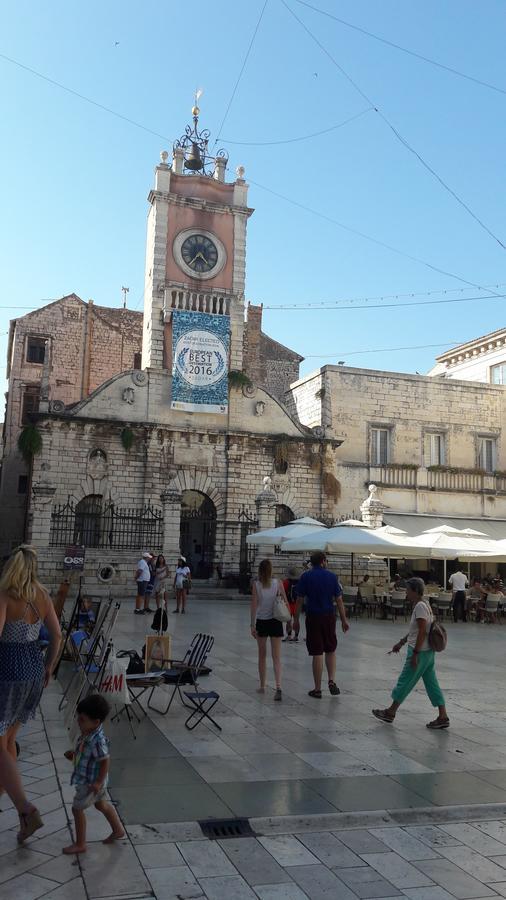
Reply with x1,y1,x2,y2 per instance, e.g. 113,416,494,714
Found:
72,783,107,810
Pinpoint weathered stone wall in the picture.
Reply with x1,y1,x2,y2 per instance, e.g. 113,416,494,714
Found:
243,304,302,399
289,364,506,519
27,369,347,596
0,296,142,553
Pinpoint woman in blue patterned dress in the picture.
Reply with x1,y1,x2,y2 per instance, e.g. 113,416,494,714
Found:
0,546,61,843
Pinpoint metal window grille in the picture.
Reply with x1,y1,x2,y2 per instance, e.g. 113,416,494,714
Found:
50,496,163,549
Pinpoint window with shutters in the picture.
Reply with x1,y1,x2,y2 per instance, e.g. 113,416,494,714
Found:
478,437,496,473
371,427,390,465
26,337,47,364
428,432,445,466
21,386,40,424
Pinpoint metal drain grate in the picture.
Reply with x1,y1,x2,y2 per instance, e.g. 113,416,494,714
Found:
199,817,255,840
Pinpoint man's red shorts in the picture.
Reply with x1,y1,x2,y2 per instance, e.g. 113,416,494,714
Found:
305,612,337,656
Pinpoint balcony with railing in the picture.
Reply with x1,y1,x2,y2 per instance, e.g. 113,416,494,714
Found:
369,464,419,488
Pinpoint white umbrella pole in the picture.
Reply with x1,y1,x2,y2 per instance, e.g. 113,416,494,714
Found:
443,558,447,588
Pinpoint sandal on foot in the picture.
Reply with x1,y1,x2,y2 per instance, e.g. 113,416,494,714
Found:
372,708,395,724
274,689,282,701
17,807,43,843
328,681,340,696
308,689,322,699
426,717,450,729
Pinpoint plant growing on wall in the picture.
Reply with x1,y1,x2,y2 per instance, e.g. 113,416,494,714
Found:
315,387,326,400
228,370,252,390
322,471,341,502
18,424,42,462
121,427,134,451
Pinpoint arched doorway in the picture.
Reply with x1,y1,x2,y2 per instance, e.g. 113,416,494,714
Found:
180,490,217,579
275,504,295,528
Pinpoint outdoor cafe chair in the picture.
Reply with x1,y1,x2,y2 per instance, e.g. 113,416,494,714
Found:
390,590,407,622
342,593,359,620
145,632,221,730
484,598,500,624
434,596,452,621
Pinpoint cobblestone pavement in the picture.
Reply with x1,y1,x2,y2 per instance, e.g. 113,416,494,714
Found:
2,598,506,899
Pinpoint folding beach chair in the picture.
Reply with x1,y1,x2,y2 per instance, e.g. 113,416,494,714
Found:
147,633,220,730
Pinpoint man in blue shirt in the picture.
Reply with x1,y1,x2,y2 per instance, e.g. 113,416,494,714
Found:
296,551,350,698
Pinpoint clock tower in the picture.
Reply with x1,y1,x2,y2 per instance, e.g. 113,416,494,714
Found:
141,104,254,379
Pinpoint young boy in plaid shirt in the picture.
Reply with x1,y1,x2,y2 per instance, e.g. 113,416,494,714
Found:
63,694,124,854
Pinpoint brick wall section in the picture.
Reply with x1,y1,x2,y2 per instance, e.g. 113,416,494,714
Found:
0,295,142,553
243,304,303,399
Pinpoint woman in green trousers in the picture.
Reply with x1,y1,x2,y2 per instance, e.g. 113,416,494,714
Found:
372,577,449,729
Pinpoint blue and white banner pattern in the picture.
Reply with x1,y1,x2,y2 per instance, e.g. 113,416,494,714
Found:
171,310,230,414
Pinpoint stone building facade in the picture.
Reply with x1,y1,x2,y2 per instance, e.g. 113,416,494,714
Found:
428,327,506,384
289,364,506,520
0,296,143,553
18,110,506,596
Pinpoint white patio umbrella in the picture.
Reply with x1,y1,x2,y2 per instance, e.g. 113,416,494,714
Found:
282,524,430,581
246,516,326,547
399,528,499,560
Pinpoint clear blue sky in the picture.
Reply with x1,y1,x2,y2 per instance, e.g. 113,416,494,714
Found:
1,0,506,398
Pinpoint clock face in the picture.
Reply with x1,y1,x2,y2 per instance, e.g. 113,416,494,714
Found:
180,233,219,274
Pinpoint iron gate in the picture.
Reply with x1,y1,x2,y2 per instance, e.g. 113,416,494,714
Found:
238,505,258,578
50,497,163,550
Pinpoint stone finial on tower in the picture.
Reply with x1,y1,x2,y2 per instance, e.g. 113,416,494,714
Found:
360,484,386,529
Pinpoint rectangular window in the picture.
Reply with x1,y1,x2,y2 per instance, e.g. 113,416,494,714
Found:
21,386,40,425
371,427,390,465
429,432,445,466
18,475,28,494
491,363,506,385
133,352,142,370
26,337,46,364
478,437,496,473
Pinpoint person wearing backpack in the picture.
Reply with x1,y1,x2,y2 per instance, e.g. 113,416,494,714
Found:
372,577,449,730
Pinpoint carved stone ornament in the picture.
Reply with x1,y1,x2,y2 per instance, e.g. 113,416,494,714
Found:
242,382,257,398
122,387,135,405
263,475,273,492
311,425,325,439
255,400,265,417
87,450,107,480
97,562,115,584
132,371,148,386
50,400,65,413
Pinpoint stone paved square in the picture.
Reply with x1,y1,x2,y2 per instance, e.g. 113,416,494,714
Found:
4,600,506,898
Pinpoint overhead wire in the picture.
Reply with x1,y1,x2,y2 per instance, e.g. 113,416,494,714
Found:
264,282,506,307
0,29,504,317
0,51,171,143
222,107,373,145
250,178,504,296
263,292,506,311
305,341,468,357
294,0,506,99
213,0,269,147
281,0,506,252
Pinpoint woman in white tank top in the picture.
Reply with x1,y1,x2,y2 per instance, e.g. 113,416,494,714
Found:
250,559,290,701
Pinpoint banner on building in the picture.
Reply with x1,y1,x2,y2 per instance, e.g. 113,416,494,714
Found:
171,310,230,414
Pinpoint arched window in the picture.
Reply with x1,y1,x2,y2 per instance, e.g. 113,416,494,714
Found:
275,504,295,528
75,494,103,547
